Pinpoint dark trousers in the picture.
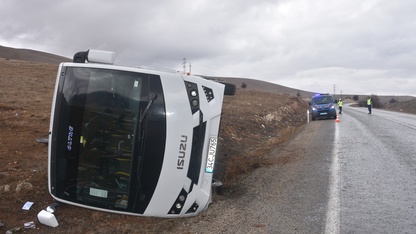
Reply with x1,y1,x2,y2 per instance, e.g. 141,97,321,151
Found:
339,107,342,114
368,105,372,114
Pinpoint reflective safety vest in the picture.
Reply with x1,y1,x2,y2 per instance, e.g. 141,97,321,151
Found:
338,100,343,106
367,99,372,105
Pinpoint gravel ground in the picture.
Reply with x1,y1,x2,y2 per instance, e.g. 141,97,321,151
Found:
167,122,330,234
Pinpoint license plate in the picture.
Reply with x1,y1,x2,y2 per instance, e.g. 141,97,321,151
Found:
320,112,327,115
205,138,217,173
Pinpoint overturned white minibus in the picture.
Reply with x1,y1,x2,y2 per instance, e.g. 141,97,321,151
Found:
48,50,234,217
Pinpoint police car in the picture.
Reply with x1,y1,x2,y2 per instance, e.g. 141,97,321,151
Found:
309,93,337,120
47,50,233,217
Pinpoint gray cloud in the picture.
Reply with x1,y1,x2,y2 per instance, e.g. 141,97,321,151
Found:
1,0,415,96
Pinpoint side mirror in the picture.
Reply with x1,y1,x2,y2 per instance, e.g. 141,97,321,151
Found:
37,210,59,227
37,203,60,227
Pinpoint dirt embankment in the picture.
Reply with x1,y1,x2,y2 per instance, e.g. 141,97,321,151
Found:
384,98,416,115
0,58,308,233
216,89,308,184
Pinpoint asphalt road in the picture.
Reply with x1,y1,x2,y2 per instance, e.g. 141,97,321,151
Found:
334,105,416,233
172,105,416,233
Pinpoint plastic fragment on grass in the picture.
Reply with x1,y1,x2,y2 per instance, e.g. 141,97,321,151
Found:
22,201,34,210
24,221,35,229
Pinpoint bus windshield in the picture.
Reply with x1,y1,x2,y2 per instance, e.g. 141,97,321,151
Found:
51,66,166,212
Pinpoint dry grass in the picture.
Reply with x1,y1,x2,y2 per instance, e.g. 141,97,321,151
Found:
215,89,308,184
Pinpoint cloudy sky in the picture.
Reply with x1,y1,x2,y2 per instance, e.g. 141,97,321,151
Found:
1,0,416,96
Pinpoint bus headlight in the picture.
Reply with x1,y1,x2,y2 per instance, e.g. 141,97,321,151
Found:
169,189,188,215
191,99,199,107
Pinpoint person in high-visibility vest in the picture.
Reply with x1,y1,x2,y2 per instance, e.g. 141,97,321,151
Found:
337,99,343,114
367,97,372,114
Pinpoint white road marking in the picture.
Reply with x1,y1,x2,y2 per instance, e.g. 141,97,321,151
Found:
325,123,340,234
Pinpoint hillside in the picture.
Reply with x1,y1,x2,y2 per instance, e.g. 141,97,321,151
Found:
1,44,414,103
203,76,316,98
384,98,416,115
0,45,70,64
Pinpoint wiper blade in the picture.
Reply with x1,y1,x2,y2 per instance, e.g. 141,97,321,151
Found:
140,94,157,123
133,93,157,209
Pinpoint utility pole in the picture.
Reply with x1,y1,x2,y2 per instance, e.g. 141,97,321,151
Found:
189,62,192,74
182,58,186,73
333,84,336,96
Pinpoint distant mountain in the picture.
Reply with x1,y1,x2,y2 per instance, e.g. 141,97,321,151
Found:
202,76,415,102
0,45,71,64
1,45,413,102
203,76,316,98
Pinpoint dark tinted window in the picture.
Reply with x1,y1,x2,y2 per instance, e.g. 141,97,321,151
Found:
50,67,166,213
312,95,334,104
